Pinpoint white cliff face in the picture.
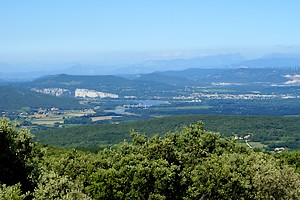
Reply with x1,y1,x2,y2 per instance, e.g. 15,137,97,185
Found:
283,74,300,85
75,89,118,99
31,88,71,96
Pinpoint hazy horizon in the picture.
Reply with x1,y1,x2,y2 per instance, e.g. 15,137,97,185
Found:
1,0,300,72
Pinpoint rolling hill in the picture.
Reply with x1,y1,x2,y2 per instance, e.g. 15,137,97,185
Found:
23,68,300,96
24,74,178,97
158,67,300,85
0,86,85,110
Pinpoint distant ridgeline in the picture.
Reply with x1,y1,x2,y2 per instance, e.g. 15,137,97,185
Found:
25,74,176,98
26,68,300,89
21,68,300,101
2,68,300,117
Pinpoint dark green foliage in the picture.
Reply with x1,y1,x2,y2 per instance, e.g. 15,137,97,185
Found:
275,150,300,173
34,115,206,148
0,119,42,192
85,122,300,199
1,119,300,199
35,114,300,150
132,98,300,116
186,152,300,199
32,148,97,199
0,183,28,200
64,116,93,124
29,74,134,90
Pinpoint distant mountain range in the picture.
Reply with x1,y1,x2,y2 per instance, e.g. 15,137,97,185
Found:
2,53,300,81
131,68,300,86
26,67,300,92
235,53,300,68
115,53,245,74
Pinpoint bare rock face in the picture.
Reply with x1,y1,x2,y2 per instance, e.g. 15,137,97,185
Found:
283,74,300,85
75,88,118,99
31,88,71,96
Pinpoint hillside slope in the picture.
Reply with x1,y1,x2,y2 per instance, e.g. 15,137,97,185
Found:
160,68,299,85
0,86,85,110
25,74,177,96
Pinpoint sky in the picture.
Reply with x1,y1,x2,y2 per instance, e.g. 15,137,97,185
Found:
1,0,300,67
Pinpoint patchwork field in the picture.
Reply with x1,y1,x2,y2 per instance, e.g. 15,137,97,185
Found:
28,109,96,125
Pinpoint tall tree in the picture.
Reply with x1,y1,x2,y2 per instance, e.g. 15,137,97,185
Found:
0,119,41,193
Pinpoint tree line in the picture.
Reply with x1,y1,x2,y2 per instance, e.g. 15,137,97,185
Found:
1,118,300,199
36,114,300,150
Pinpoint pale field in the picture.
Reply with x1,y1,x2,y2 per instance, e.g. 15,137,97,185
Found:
248,142,266,149
64,109,96,117
65,113,87,117
91,116,121,122
31,118,64,125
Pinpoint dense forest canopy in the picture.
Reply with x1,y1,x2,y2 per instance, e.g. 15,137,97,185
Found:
35,114,300,150
1,118,300,199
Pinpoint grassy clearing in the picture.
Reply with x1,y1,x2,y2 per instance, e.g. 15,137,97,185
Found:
91,116,121,122
248,142,266,149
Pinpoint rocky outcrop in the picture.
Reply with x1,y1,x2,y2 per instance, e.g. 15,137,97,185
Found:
75,88,118,99
31,88,71,96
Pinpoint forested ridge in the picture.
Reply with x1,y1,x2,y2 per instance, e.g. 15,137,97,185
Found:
1,118,300,199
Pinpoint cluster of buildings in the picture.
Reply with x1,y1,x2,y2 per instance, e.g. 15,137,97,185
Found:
173,92,300,101
31,88,71,96
35,107,62,115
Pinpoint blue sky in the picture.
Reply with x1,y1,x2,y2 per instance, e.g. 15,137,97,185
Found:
1,0,300,65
